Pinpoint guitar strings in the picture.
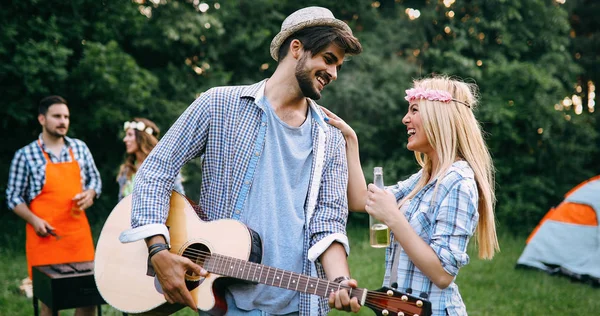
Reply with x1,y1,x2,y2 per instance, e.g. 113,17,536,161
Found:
180,249,423,313
180,247,421,304
169,247,423,310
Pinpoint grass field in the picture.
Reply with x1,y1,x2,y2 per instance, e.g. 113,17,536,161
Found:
0,216,598,315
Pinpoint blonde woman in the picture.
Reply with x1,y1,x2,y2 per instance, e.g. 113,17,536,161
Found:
118,117,184,201
325,76,499,315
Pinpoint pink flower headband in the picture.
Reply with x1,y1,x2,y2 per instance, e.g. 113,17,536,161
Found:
405,88,470,108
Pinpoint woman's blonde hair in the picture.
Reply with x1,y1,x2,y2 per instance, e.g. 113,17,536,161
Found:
117,117,160,180
403,75,499,259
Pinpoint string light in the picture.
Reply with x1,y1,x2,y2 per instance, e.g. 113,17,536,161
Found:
443,0,456,8
588,81,596,113
199,2,209,12
573,95,582,115
138,6,152,18
558,82,597,114
562,97,572,109
556,0,566,4
405,8,421,20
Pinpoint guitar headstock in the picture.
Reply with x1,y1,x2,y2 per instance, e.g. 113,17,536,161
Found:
364,287,432,316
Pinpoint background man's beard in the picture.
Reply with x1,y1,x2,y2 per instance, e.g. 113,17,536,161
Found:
295,60,321,100
47,128,67,138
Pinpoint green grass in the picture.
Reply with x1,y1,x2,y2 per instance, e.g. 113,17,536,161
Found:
0,216,598,315
334,223,600,315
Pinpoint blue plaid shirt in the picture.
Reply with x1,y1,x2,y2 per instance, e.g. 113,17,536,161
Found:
384,161,478,316
125,80,349,315
6,135,102,210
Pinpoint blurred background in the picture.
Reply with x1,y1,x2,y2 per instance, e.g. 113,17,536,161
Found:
0,0,598,315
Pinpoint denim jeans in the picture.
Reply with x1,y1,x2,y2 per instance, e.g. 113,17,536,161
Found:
197,292,299,316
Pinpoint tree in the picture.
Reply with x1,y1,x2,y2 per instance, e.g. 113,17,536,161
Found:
0,0,595,238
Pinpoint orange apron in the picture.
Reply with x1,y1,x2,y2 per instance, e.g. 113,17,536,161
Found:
26,141,95,278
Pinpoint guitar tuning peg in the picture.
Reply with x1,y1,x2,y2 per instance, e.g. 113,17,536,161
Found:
419,292,429,299
405,287,412,294
391,282,398,289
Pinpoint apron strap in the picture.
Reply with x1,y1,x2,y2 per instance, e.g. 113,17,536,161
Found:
37,139,76,163
37,139,51,162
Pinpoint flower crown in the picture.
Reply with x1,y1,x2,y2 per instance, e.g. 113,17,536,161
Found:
405,87,470,108
123,121,154,136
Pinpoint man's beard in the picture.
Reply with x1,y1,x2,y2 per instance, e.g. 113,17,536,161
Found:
295,56,321,100
47,126,67,138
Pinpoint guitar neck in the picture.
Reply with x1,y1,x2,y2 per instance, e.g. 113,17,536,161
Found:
205,254,366,302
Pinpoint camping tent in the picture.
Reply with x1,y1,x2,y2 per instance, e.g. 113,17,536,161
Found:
516,175,600,286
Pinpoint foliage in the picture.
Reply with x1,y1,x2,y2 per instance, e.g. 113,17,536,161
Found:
0,0,597,236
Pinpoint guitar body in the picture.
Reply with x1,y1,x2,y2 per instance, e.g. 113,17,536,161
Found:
96,191,432,316
94,192,263,315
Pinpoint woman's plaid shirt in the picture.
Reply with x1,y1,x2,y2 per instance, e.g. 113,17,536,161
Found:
384,161,479,316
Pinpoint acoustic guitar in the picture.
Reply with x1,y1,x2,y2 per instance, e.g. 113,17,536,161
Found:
94,191,432,316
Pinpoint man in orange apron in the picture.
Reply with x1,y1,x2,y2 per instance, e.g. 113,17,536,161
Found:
6,95,102,316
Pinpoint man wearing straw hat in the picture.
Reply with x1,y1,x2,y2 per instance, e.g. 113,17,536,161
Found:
120,6,363,315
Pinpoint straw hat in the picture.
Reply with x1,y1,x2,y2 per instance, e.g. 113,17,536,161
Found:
270,6,353,61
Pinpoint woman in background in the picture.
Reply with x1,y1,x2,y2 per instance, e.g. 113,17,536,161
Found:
118,117,184,201
325,75,499,315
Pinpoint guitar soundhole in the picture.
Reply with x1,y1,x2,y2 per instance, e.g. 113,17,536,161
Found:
183,242,210,280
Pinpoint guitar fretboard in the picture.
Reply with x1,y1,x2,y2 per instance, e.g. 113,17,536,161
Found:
204,253,365,299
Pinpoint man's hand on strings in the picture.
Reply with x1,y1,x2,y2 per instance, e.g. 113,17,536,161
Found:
150,250,208,309
328,278,361,313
